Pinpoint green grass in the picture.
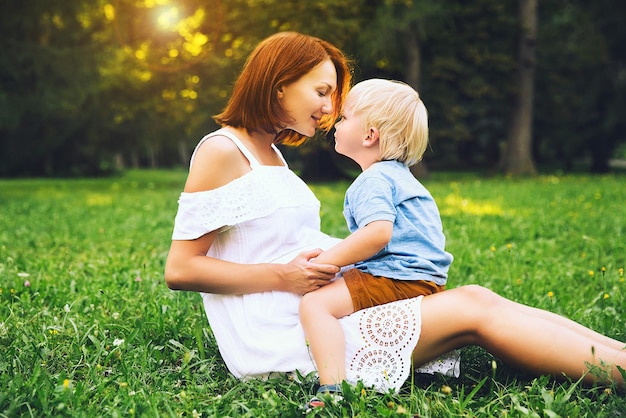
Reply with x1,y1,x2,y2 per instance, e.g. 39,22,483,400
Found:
1,170,625,417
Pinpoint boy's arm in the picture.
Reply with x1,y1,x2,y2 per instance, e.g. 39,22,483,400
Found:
313,220,393,267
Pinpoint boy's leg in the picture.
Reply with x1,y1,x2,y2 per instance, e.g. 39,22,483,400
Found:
300,277,354,385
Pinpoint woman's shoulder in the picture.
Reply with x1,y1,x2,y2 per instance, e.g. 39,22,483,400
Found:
184,133,249,193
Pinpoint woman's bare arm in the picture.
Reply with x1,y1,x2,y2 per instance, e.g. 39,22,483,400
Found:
165,235,338,295
164,135,339,295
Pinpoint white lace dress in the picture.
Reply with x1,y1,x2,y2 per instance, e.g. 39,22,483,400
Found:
172,129,459,392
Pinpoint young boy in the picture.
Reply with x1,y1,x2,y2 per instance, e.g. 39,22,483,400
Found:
299,79,453,407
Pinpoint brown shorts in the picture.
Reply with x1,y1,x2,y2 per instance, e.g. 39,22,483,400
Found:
343,268,445,312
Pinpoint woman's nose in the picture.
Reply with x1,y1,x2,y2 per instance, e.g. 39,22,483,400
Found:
321,97,332,114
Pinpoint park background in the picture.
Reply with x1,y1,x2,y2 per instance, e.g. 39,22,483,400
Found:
1,0,625,179
1,1,626,417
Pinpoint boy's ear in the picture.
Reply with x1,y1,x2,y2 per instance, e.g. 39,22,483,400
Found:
363,127,380,147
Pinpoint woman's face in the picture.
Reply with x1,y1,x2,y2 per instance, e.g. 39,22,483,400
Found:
278,59,337,137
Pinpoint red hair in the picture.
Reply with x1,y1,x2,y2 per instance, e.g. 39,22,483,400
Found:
214,32,352,146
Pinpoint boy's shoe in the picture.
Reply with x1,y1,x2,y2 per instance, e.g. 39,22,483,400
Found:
305,384,343,411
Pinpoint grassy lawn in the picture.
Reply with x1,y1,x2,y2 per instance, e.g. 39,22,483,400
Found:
1,170,625,417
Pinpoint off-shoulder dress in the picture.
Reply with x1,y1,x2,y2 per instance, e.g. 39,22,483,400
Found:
171,129,459,392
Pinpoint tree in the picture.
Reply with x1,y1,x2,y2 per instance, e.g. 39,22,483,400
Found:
534,0,626,173
499,0,537,175
0,0,111,176
2,0,623,177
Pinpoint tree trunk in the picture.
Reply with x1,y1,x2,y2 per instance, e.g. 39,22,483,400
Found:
499,0,537,176
404,21,429,179
405,21,421,89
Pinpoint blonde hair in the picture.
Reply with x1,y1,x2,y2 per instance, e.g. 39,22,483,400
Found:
347,79,428,166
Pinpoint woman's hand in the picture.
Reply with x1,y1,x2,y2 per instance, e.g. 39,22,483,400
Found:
283,248,340,295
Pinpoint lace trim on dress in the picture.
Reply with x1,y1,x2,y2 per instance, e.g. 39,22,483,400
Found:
344,298,460,393
172,167,320,240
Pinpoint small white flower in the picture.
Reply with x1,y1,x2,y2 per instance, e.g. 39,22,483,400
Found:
113,338,124,346
112,312,120,320
64,304,71,313
17,272,30,277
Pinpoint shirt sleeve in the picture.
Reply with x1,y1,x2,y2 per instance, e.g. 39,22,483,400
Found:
345,174,396,229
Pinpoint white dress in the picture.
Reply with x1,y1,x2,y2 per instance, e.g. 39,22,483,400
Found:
172,129,459,392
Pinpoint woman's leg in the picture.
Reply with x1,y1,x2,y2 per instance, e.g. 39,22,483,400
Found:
414,285,626,386
300,278,354,385
508,299,625,351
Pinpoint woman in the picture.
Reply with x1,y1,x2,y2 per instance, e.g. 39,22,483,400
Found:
165,31,625,394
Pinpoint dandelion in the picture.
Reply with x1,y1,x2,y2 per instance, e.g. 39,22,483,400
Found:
548,291,554,298
588,270,595,278
10,288,15,295
360,388,366,397
603,293,609,300
441,385,452,395
490,246,496,253
507,243,513,251
63,379,70,390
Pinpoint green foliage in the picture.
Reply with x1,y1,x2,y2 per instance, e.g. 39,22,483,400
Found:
1,1,625,177
1,170,625,416
0,0,110,176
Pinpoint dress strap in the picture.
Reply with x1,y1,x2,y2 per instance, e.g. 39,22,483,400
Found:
271,143,288,167
189,129,287,169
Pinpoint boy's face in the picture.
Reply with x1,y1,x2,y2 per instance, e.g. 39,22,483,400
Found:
333,98,369,162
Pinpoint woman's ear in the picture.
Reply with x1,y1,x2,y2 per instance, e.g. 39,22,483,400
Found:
277,86,284,99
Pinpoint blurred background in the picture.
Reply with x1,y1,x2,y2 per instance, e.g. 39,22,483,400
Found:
1,0,624,180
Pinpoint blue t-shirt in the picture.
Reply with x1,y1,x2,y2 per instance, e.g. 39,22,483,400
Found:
344,160,453,285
